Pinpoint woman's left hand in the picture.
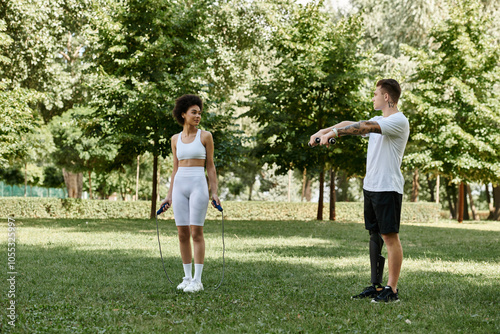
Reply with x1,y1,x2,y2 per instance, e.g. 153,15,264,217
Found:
211,194,221,208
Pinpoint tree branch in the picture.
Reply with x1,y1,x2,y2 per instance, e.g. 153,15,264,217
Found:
59,51,71,62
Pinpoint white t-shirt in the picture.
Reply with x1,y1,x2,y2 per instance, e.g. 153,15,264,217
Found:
363,112,409,194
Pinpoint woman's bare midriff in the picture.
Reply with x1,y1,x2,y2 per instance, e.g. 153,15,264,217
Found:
179,159,205,167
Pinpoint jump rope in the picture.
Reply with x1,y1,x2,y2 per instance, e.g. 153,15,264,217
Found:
156,200,225,290
154,137,329,290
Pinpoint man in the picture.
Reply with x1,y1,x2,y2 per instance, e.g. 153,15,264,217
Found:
309,79,409,303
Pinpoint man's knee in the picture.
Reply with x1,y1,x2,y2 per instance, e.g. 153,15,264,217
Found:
381,232,400,246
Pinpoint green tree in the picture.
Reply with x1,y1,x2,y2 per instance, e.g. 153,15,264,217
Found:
245,1,371,219
351,0,448,58
88,0,266,217
402,0,500,219
0,19,43,169
43,166,65,189
0,0,93,121
50,107,118,198
87,0,214,217
1,0,97,199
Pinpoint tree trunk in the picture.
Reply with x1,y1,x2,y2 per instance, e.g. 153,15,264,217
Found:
301,168,307,202
305,176,312,202
463,183,470,221
492,185,500,220
62,168,83,199
157,159,161,203
485,184,494,220
411,168,419,202
337,171,351,202
466,184,478,220
458,182,464,223
288,169,292,202
136,155,140,201
24,162,27,197
248,181,254,201
446,181,457,219
329,169,336,221
150,155,158,219
120,184,126,201
435,174,440,204
317,169,324,220
426,173,435,203
88,170,92,199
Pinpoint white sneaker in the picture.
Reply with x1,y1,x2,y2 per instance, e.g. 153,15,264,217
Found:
177,278,192,290
183,279,204,293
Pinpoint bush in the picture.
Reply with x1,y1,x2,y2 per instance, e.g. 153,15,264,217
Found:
0,198,441,222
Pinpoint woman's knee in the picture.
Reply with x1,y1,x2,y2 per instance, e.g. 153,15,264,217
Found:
191,227,204,243
177,227,191,243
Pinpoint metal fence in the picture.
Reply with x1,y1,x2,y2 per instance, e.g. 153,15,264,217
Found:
0,181,66,198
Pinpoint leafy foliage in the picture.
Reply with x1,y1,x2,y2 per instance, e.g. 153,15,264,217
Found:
403,0,500,184
0,0,93,121
0,167,24,185
0,87,42,167
43,166,65,188
0,197,440,222
352,0,449,57
245,1,371,177
0,18,43,167
50,107,118,173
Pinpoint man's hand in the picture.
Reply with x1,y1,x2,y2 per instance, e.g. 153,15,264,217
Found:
320,131,336,147
309,130,327,146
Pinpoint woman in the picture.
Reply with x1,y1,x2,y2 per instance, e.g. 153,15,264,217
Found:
160,94,221,293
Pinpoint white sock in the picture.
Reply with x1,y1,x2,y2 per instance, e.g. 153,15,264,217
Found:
183,263,192,280
194,264,204,282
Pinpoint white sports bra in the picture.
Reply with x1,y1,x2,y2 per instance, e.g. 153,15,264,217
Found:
176,129,206,161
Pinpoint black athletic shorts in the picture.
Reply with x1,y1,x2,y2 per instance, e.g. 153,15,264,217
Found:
363,189,403,234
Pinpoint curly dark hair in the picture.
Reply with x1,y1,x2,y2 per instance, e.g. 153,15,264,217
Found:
172,94,203,125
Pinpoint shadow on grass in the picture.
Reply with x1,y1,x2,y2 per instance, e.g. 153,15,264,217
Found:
234,221,499,264
14,218,500,263
16,242,498,300
7,224,499,333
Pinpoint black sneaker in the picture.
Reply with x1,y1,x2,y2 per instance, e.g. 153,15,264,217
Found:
351,284,384,299
371,286,399,303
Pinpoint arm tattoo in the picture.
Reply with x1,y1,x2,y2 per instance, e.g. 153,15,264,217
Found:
337,121,381,136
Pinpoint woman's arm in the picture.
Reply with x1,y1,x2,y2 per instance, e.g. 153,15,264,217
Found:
160,134,179,209
202,131,220,206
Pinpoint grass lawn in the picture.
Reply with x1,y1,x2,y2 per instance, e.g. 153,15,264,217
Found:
1,216,499,333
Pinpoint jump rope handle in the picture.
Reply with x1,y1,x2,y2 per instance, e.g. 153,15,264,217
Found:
212,200,223,212
158,201,221,215
157,203,169,215
308,137,336,147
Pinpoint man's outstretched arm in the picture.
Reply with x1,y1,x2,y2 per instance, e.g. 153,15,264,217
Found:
319,121,381,146
337,120,381,136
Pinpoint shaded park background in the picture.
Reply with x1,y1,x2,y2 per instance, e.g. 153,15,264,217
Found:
1,0,500,220
1,1,499,332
